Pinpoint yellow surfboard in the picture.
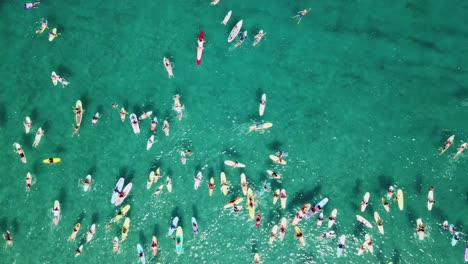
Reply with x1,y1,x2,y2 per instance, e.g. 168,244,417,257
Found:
396,189,404,210
43,158,61,164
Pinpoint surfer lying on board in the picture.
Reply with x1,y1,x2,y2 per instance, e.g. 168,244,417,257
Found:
25,2,40,9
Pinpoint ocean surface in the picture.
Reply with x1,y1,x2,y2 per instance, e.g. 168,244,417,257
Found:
0,0,467,263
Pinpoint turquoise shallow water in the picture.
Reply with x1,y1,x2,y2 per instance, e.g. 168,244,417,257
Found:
0,0,467,263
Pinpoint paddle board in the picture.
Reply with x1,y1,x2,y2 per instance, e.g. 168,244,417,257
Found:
361,192,370,212
137,244,145,264
43,158,61,164
273,189,280,204
427,187,434,211
295,226,305,246
396,189,404,210
269,155,287,165
51,72,58,86
240,173,248,195
267,170,281,180
122,217,130,241
306,197,329,218
440,135,455,154
224,160,246,168
337,235,346,257
86,224,96,242
356,215,373,228
374,211,384,234
208,177,215,196
223,197,243,209
151,236,158,256
259,93,266,116
279,217,287,241
249,122,273,132
130,114,140,134
176,226,183,255
83,175,92,192
48,28,57,41
146,135,154,150
163,57,174,78
269,225,278,245
328,209,337,228
196,31,204,65
168,217,179,236
417,219,425,240
166,176,172,192
280,189,287,209
115,183,132,206
228,20,243,42
113,205,130,223
220,172,229,195
221,10,232,25
24,117,32,134
111,178,124,204
194,171,203,190
253,30,266,46
75,100,83,127
192,217,199,235
52,200,60,225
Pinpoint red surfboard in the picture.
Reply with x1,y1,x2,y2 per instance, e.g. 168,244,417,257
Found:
196,31,204,65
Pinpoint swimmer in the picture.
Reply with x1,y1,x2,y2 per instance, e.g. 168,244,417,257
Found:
387,186,395,199
25,172,32,191
112,103,118,108
91,112,101,126
234,31,247,47
119,108,127,122
72,124,80,137
24,2,40,10
211,0,220,5
262,182,271,192
35,19,47,34
58,76,69,88
139,111,152,120
292,8,311,24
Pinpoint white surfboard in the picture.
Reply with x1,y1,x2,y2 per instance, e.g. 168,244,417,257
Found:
337,235,346,257
249,122,273,132
194,171,202,190
146,135,155,150
224,160,246,168
86,224,96,242
259,93,266,116
51,72,58,86
356,215,373,228
280,189,287,209
361,192,370,212
427,188,434,211
83,175,92,192
416,218,425,240
328,209,337,228
221,10,232,25
374,211,384,234
240,173,248,195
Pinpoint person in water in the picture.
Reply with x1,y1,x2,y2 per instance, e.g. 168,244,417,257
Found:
25,2,40,9
25,174,32,191
35,19,47,34
292,9,310,24
72,125,80,137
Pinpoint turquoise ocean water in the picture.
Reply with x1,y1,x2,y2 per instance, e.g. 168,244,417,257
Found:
0,0,467,263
